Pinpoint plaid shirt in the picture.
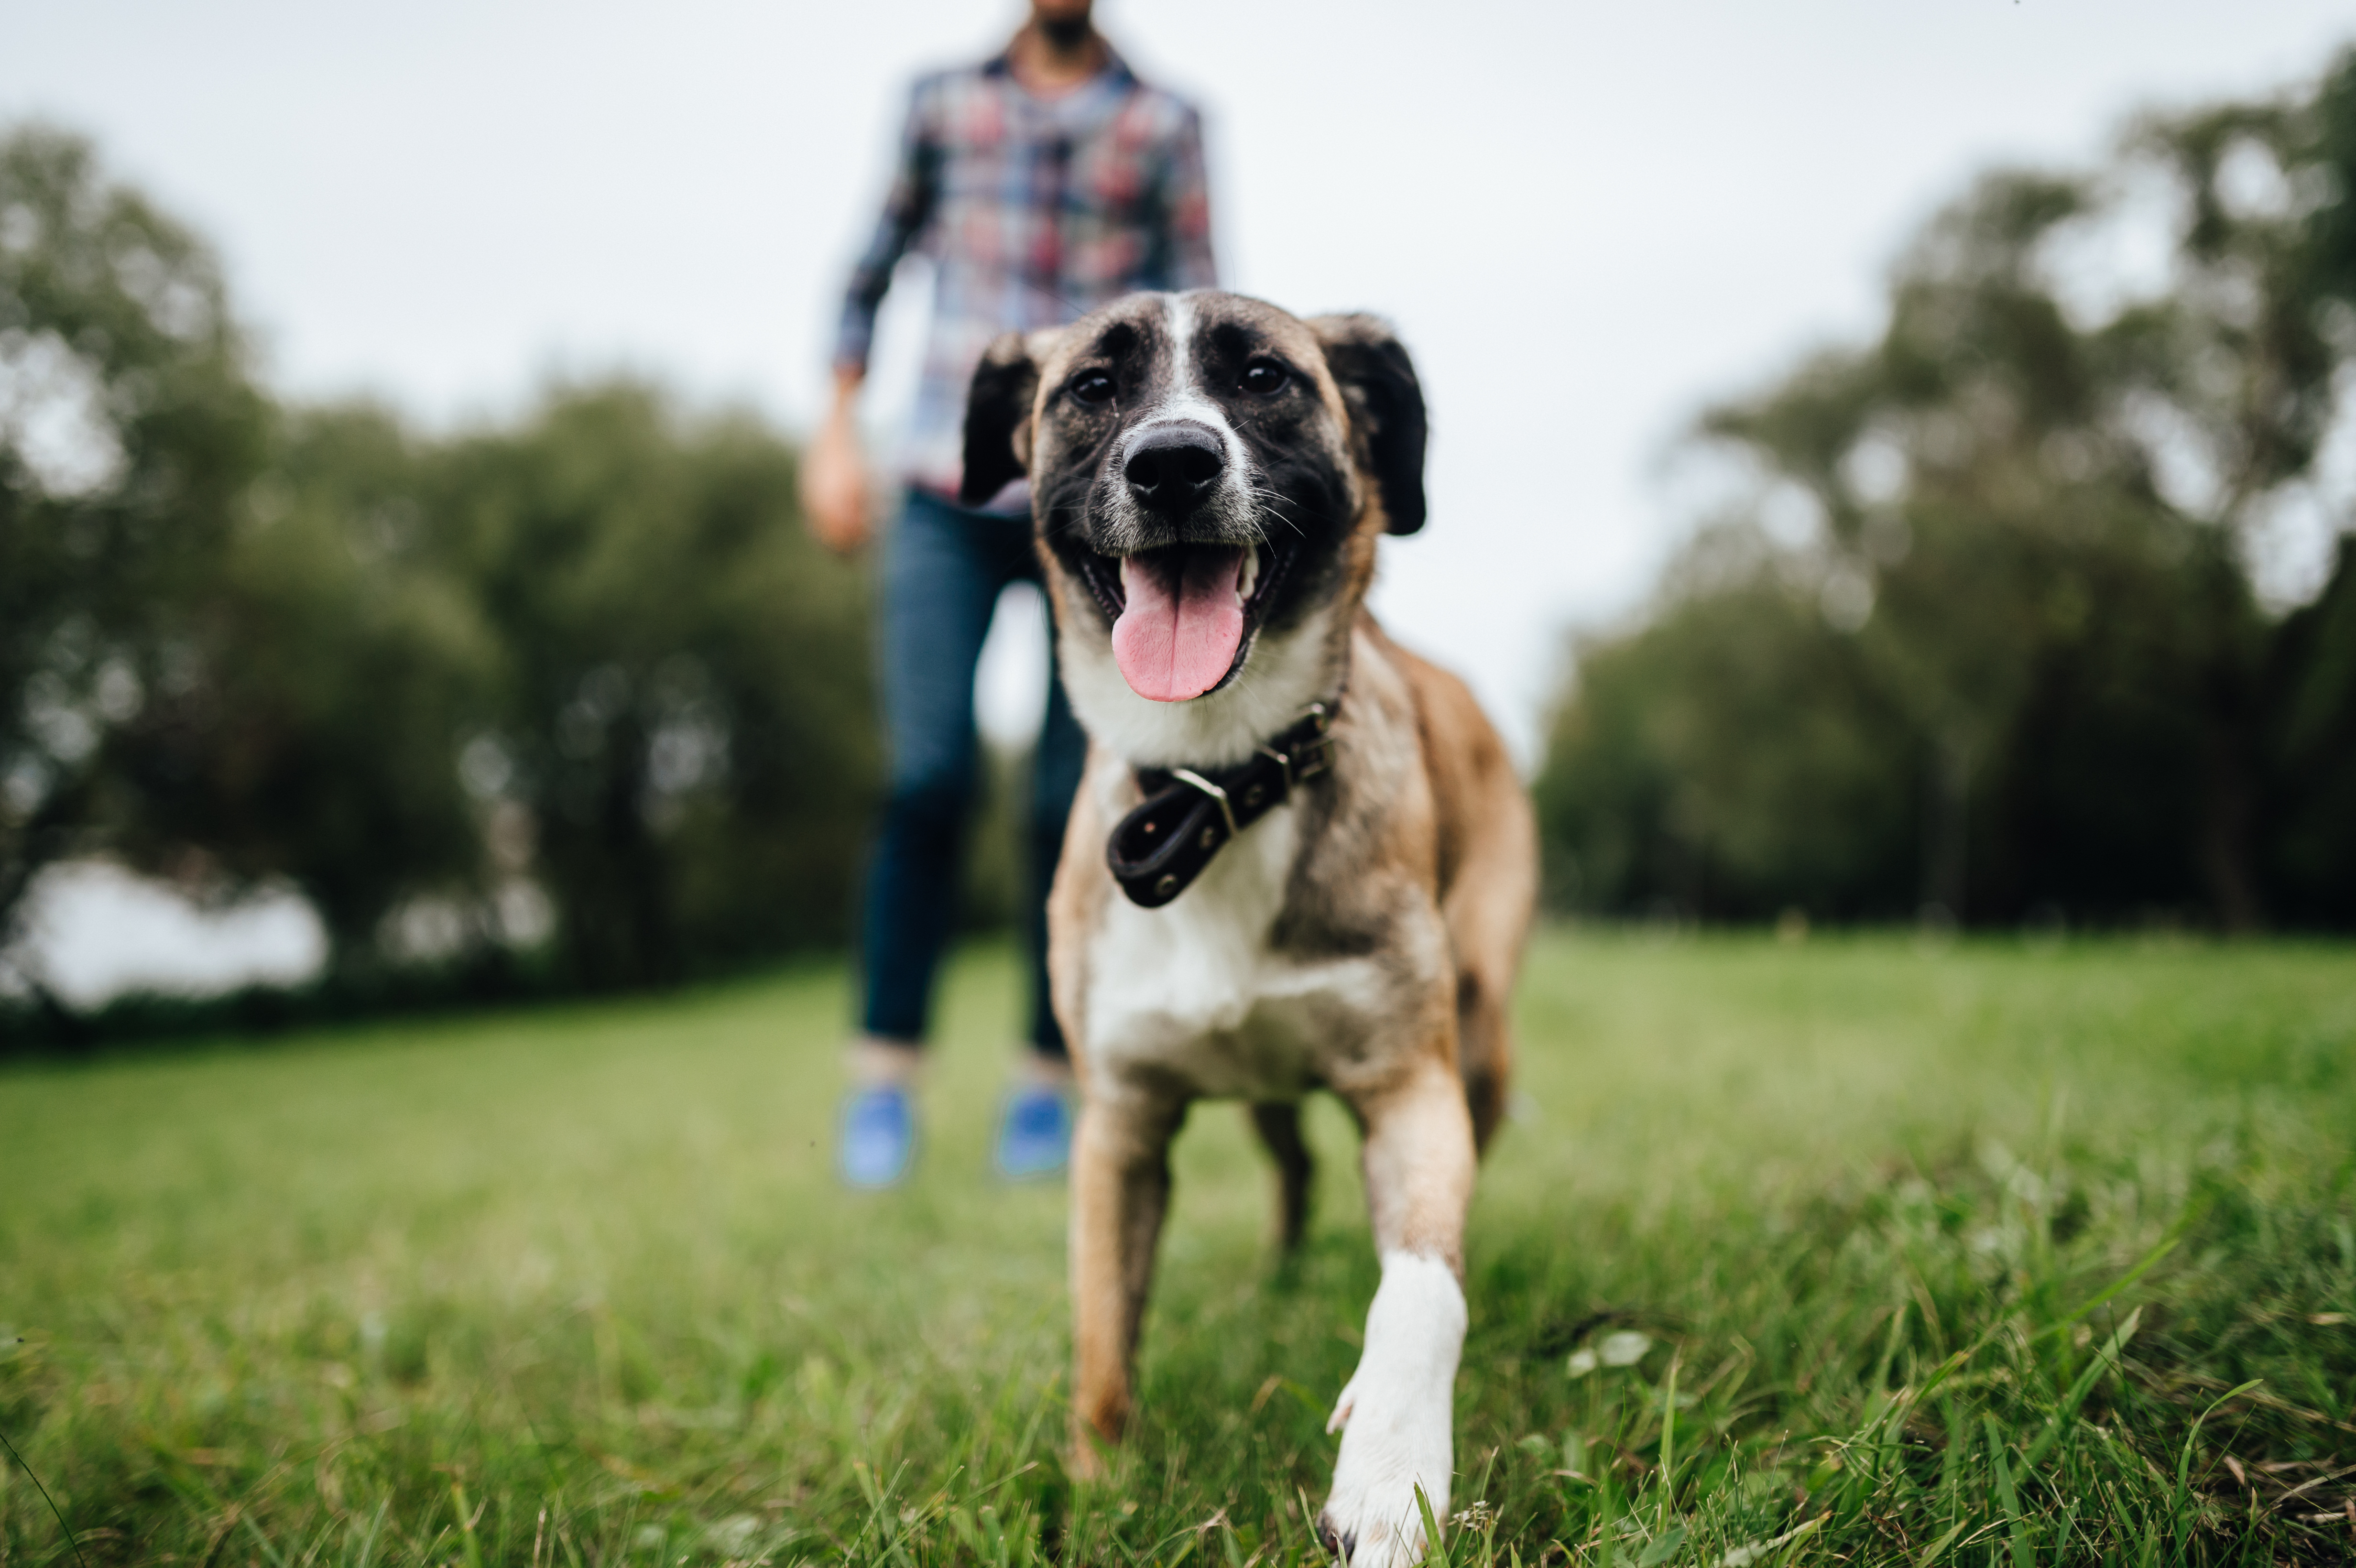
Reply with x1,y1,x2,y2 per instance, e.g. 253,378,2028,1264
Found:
834,47,1216,501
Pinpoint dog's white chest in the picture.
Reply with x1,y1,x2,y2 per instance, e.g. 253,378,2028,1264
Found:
1083,804,1384,1099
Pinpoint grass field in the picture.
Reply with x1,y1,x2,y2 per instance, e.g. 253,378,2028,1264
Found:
1,930,2352,1567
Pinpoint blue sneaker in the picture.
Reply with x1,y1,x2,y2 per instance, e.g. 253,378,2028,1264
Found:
994,1082,1073,1180
839,1084,916,1188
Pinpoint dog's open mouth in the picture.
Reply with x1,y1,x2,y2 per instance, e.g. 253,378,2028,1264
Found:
1080,541,1286,703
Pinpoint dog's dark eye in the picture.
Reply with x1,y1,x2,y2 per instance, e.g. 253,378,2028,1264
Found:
1240,359,1289,396
1068,370,1117,406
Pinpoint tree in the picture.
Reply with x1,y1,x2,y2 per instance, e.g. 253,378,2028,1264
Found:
0,126,268,980
428,383,878,988
6,127,882,1009
2262,50,2356,926
1538,49,2356,929
1533,530,1918,921
105,403,502,969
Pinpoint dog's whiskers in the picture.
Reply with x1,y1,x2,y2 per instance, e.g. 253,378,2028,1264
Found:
1246,486,1309,539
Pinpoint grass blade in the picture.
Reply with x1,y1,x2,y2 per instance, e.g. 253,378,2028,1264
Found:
1658,1351,1680,1532
1982,1416,2035,1568
2022,1304,2140,1470
1415,1482,1452,1568
449,1480,485,1568
2031,1229,2185,1344
2176,1378,2264,1494
351,1500,389,1568
1911,1516,1966,1566
0,1422,91,1568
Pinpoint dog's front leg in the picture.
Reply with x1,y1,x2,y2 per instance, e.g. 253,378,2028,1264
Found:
1068,1090,1183,1478
1319,1058,1477,1567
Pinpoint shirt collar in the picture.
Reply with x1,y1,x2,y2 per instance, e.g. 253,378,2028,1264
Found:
982,39,1137,94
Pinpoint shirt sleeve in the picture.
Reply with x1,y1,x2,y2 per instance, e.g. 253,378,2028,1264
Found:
833,82,941,374
1157,103,1218,291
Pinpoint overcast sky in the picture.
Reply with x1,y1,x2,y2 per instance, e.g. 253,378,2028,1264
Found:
8,0,2356,768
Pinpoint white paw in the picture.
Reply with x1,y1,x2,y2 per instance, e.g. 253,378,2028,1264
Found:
1316,1252,1465,1566
1318,1435,1450,1566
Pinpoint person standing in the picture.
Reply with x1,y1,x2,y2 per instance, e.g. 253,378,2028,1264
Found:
803,0,1216,1187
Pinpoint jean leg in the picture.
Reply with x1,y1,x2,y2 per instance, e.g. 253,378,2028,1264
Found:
1024,610,1091,1059
859,493,1008,1043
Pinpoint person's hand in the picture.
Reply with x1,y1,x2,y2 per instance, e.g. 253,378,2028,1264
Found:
801,371,872,555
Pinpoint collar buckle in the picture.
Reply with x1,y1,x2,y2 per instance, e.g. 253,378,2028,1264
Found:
1107,691,1345,908
1167,767,1237,837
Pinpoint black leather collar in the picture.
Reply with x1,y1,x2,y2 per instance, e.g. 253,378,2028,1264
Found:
1105,697,1340,908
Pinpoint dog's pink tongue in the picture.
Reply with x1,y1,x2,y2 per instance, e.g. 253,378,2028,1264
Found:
1113,547,1247,702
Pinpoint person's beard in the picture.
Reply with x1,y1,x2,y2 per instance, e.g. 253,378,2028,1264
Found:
1039,13,1092,50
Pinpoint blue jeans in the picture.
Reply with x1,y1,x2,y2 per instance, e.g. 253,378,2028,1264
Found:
859,489,1087,1057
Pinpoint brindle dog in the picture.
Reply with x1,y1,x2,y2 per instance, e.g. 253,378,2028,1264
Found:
961,290,1535,1567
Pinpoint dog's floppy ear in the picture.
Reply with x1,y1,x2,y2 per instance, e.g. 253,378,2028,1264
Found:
960,331,1042,507
1310,314,1428,535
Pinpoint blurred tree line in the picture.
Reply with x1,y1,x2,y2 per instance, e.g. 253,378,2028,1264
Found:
1538,50,2356,931
1,126,886,1030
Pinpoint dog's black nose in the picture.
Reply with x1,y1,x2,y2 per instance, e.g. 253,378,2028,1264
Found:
1123,422,1225,512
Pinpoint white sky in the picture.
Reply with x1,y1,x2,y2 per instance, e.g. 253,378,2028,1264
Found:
4,863,323,1008
5,0,2353,993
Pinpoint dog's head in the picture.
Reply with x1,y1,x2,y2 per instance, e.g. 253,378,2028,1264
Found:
960,290,1427,765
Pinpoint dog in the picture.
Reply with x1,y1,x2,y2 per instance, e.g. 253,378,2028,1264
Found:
960,289,1535,1567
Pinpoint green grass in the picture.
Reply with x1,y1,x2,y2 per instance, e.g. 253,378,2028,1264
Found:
2,930,2352,1566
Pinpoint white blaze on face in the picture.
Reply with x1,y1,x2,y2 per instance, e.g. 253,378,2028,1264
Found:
1320,1249,1466,1567
1112,294,1251,494
1104,293,1265,704
1164,294,1198,393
